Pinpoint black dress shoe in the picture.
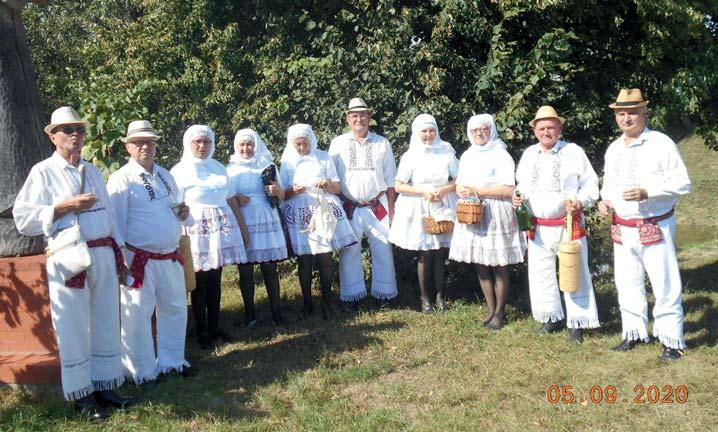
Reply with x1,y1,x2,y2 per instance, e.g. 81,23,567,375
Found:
210,328,234,343
180,365,200,377
661,345,683,361
74,394,110,421
611,338,643,352
568,328,584,344
94,389,135,408
536,320,563,334
272,313,289,326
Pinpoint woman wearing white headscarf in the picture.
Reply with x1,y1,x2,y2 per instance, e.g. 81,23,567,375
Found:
388,114,459,313
449,114,525,330
280,123,357,319
226,128,288,327
170,125,246,349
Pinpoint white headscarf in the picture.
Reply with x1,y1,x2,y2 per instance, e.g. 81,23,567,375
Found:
181,124,216,162
408,113,454,156
466,114,506,151
230,128,274,167
280,123,319,167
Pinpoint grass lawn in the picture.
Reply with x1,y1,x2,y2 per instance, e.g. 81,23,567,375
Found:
2,135,716,431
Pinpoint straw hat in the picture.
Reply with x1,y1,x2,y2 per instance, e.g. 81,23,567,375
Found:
608,88,649,109
121,120,161,143
44,106,90,135
528,105,566,128
347,97,370,113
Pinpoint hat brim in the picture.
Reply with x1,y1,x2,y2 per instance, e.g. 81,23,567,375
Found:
347,107,371,114
608,101,649,109
528,116,566,128
44,119,90,135
121,132,161,143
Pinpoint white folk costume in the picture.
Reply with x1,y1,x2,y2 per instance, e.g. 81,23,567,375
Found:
107,158,191,384
280,124,357,255
329,130,398,301
13,154,125,400
170,125,247,270
388,114,459,250
601,128,691,349
515,140,600,329
226,129,288,263
449,114,525,265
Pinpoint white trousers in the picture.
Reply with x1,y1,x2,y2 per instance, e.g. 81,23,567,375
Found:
528,225,600,329
613,216,685,349
47,246,124,401
339,197,398,301
121,251,189,384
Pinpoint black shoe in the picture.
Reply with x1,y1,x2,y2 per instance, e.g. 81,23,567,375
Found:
435,294,446,312
210,328,234,343
536,320,563,334
197,332,212,350
93,389,135,409
661,345,683,361
375,298,392,311
179,365,200,377
243,314,257,328
611,338,643,352
320,303,333,321
568,328,584,344
272,313,289,326
74,394,109,421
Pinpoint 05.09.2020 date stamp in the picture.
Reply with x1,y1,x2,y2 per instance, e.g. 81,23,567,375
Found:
546,384,688,405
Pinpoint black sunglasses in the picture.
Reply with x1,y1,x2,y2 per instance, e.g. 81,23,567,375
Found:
55,126,86,135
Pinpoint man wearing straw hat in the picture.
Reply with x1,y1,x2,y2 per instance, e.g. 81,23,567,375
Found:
513,106,601,344
598,89,691,360
329,97,398,307
13,106,133,420
107,120,199,384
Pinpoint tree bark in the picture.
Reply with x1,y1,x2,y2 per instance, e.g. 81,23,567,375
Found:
0,3,51,257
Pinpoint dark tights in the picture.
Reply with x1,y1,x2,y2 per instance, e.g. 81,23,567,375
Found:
297,253,333,319
191,267,223,338
238,262,283,323
417,248,448,305
476,264,510,326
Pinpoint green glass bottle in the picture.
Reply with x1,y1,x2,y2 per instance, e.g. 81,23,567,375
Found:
514,191,533,231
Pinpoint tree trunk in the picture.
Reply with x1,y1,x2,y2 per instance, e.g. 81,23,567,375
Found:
0,3,51,257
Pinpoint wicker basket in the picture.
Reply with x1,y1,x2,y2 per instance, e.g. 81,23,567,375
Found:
456,200,483,224
423,203,454,235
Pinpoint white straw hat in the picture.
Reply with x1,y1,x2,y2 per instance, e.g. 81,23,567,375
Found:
44,106,90,135
121,120,161,143
346,97,370,113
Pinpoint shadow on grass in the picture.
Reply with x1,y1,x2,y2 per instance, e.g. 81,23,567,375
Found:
145,319,405,421
681,261,718,347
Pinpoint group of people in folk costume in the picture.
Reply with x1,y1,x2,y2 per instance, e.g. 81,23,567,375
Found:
12,88,691,420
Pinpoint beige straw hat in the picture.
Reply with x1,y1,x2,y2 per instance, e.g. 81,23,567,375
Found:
528,105,566,128
608,88,649,109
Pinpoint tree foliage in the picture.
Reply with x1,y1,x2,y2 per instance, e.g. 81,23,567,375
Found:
23,0,718,177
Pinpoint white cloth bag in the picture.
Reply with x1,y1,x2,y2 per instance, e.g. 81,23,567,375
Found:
46,166,92,281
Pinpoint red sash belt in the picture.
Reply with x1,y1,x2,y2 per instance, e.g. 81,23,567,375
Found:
126,243,184,289
612,208,674,227
341,191,387,221
527,212,586,241
65,237,124,289
611,208,673,245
